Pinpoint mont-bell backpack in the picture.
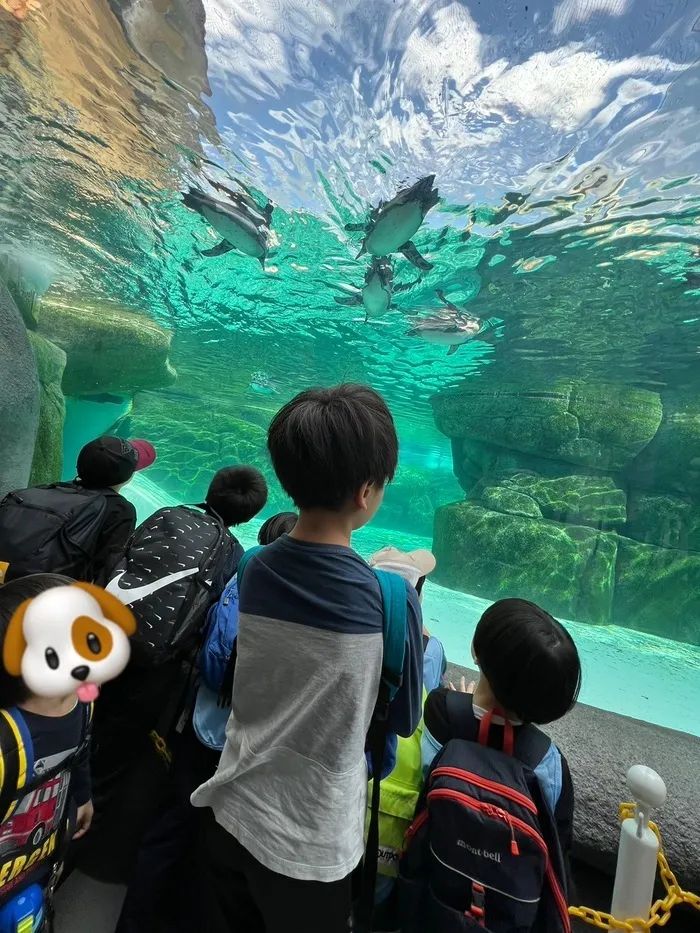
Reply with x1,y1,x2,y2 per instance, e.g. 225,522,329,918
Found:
0,483,107,582
398,692,571,933
105,505,234,666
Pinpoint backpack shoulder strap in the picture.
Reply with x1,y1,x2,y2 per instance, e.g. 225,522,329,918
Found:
0,707,35,823
236,545,264,593
372,568,407,702
444,687,478,739
514,723,554,771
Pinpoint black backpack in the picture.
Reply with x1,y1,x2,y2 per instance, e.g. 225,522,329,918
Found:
398,693,571,933
0,483,107,582
105,505,234,666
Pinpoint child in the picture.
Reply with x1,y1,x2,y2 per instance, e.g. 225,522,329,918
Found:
0,435,156,587
0,574,94,929
114,511,298,933
192,384,423,933
402,598,581,933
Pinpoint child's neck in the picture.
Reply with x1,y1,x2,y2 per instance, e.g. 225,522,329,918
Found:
291,509,354,547
19,694,77,718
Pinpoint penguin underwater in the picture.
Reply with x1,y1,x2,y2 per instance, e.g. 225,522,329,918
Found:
334,257,421,322
182,184,274,269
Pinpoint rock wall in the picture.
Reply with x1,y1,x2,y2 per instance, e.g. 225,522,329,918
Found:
431,375,700,645
27,331,67,485
0,281,40,497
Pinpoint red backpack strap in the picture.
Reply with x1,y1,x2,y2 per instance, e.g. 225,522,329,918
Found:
478,706,514,756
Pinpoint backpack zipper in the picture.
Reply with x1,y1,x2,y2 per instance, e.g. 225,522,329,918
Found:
428,788,571,931
431,766,538,816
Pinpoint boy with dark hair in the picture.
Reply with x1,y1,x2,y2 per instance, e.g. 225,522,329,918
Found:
0,435,156,587
192,384,423,933
402,598,581,933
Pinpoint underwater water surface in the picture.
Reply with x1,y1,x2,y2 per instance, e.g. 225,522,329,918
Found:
1,1,700,733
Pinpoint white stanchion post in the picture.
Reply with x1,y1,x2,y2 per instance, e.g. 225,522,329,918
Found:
610,765,667,929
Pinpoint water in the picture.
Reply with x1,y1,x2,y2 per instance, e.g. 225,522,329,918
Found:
1,1,699,735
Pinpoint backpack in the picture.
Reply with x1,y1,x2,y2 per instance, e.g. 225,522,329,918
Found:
105,506,234,666
398,693,571,933
0,484,107,582
191,573,241,751
367,636,446,884
0,703,93,925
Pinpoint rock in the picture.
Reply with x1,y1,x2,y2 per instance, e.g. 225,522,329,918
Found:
433,501,617,625
454,437,578,494
444,661,700,893
626,391,700,501
502,473,627,528
381,466,464,536
432,380,662,472
624,491,700,551
27,331,67,485
35,299,177,396
481,485,542,518
614,538,700,645
0,281,40,497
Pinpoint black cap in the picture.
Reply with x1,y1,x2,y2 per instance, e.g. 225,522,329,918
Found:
76,436,156,488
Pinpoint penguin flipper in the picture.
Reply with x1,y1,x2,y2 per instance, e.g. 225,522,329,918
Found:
334,296,361,306
258,256,266,270
436,289,461,314
355,244,367,260
447,344,460,356
399,241,433,271
201,240,234,258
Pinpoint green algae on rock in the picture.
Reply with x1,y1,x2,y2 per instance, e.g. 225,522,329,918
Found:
614,537,700,645
27,331,67,485
432,379,662,472
35,299,177,396
480,485,542,519
432,501,617,625
624,491,700,552
499,473,627,528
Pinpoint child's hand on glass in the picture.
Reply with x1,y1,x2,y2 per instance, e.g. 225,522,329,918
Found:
448,676,475,694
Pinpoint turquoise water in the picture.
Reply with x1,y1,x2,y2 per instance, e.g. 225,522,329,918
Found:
1,1,699,736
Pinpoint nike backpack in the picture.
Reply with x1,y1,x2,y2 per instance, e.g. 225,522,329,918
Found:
105,506,234,667
0,484,107,582
398,693,571,933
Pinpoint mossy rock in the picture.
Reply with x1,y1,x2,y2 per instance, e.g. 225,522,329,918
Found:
625,391,700,501
35,299,177,396
480,486,542,518
27,332,66,485
432,379,661,471
624,491,700,552
614,538,700,645
502,473,627,527
454,437,577,495
432,501,617,625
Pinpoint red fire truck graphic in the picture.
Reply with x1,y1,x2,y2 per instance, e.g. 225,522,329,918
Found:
0,773,69,853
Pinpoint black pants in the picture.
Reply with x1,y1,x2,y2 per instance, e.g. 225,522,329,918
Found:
115,722,221,933
200,808,355,933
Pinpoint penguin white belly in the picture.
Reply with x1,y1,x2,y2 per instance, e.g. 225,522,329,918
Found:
362,278,391,318
418,330,466,347
201,207,264,257
365,202,423,255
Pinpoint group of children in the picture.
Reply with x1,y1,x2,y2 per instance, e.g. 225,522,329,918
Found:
0,382,582,933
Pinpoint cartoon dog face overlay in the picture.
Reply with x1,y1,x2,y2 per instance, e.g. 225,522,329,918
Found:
2,583,136,703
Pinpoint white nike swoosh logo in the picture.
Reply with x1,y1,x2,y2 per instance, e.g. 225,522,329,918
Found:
106,568,198,605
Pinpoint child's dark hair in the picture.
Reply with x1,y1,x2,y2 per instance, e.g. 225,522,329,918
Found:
473,598,581,725
206,466,268,526
0,574,74,707
267,383,398,510
258,512,297,544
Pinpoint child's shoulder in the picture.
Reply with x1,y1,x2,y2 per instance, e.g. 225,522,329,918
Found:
424,687,479,746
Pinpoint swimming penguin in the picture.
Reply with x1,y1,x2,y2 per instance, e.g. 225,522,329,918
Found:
345,175,439,271
182,187,274,269
407,289,496,355
333,258,421,321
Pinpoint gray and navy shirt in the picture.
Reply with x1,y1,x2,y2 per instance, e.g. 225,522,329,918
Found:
191,534,423,882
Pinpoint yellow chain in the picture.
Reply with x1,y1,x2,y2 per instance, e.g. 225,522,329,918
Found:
569,803,700,930
149,729,172,767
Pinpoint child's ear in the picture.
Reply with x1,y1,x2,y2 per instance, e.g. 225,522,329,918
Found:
3,599,30,676
72,583,137,637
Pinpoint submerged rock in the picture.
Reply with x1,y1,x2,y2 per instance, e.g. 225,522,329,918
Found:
614,538,700,645
432,501,617,625
27,331,67,485
499,473,627,528
0,281,40,496
624,491,700,552
35,299,177,396
432,379,662,472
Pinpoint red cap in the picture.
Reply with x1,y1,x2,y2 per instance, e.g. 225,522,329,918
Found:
130,439,157,471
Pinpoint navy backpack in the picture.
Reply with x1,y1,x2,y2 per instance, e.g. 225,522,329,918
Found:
398,692,571,933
